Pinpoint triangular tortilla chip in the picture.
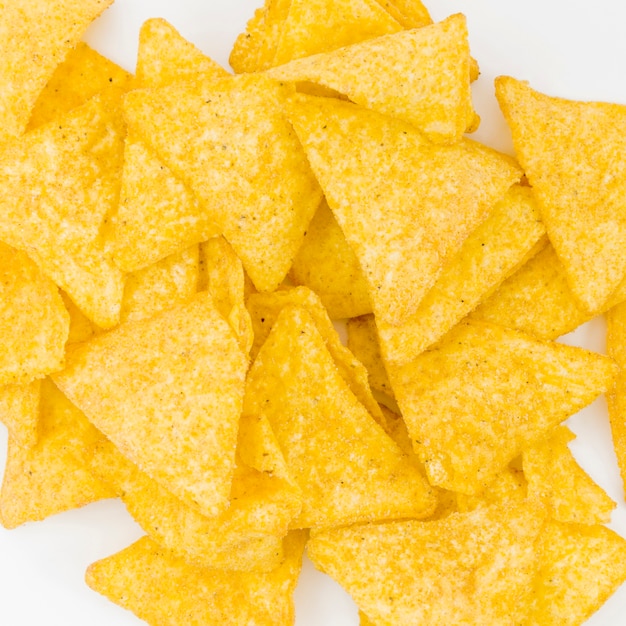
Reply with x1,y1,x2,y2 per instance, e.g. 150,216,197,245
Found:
526,521,626,625
0,242,69,385
0,380,41,449
455,464,527,513
85,531,307,625
0,0,114,142
229,5,268,73
124,74,322,292
243,305,436,527
522,425,615,524
52,291,248,518
286,95,521,326
0,95,126,329
376,184,546,364
496,76,626,313
308,500,547,625
377,0,431,29
0,378,114,529
60,291,100,345
389,320,616,494
270,14,476,143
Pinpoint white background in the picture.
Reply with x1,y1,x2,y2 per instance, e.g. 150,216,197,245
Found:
1,0,626,624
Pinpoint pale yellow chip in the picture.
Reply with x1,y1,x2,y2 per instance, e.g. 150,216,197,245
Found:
376,184,546,364
28,41,133,130
522,425,615,524
389,320,616,494
526,521,626,625
287,95,521,327
456,464,527,513
0,242,69,385
290,198,372,319
496,76,626,313
120,245,200,324
53,291,248,518
0,380,41,449
271,14,476,143
229,5,268,73
243,304,436,527
0,378,114,529
86,531,307,625
124,74,322,292
0,0,114,143
0,95,126,329
376,0,431,28
60,291,100,345
308,500,547,625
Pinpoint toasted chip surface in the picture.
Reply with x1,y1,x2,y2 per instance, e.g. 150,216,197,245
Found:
0,380,41,449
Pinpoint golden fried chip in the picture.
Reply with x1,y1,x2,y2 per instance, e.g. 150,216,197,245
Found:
290,198,372,319
124,74,322,292
0,242,69,385
244,305,436,527
456,465,527,513
120,245,199,323
389,320,616,494
0,378,113,529
376,184,546,364
376,0,431,28
28,42,133,130
60,291,100,345
522,425,615,524
496,76,626,313
271,14,476,143
53,291,248,518
308,500,546,625
0,380,41,449
230,6,268,73
86,531,307,625
0,95,126,329
0,0,114,142
286,95,521,326
526,521,626,625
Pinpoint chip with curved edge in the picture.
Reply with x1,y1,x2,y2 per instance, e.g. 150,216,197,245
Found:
0,380,41,449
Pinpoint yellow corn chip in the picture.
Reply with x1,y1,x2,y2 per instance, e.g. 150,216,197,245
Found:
28,42,133,130
271,0,402,67
0,0,114,142
0,378,113,529
124,74,322,292
244,305,436,527
271,14,476,143
60,291,100,345
376,184,546,364
120,245,199,323
0,242,69,385
200,237,254,357
389,320,616,494
496,76,626,313
0,380,41,449
308,500,547,625
86,531,307,625
290,198,372,319
522,425,615,524
377,0,431,29
230,6,268,73
286,95,522,326
254,0,293,71
0,95,126,329
52,291,248,518
456,465,527,513
525,521,626,625
135,18,228,89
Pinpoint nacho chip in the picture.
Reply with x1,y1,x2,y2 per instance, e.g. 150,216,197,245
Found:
308,500,546,625
0,378,113,529
86,531,307,626
124,74,322,292
120,245,199,323
286,95,522,326
0,0,114,142
290,198,372,319
230,6,268,73
525,521,626,625
28,41,133,130
0,95,126,329
496,76,626,313
271,14,476,143
53,291,248,518
522,425,615,524
60,291,100,345
0,380,41,449
0,242,69,385
389,320,616,494
377,0,431,29
455,464,527,513
243,305,436,527
376,184,546,364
